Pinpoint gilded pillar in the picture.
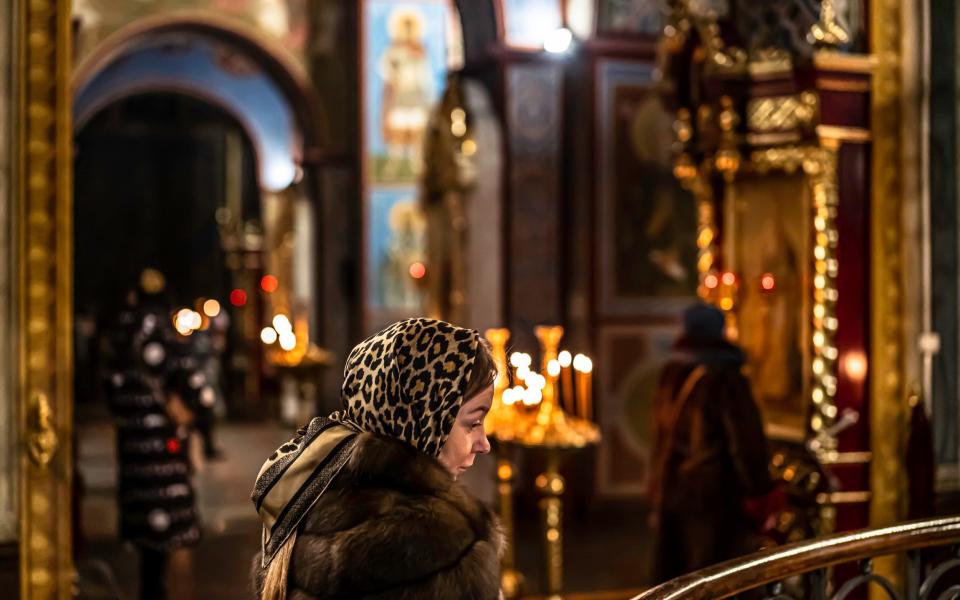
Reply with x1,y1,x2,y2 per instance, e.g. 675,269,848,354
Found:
870,0,909,591
17,0,74,598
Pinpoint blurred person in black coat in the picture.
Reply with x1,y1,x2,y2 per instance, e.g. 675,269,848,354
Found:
648,302,772,582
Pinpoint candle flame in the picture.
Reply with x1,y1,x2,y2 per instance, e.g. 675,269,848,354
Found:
547,360,561,377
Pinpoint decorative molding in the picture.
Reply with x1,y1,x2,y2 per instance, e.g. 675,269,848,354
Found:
661,0,748,75
16,0,73,598
819,450,874,465
746,132,804,147
816,125,872,143
816,490,873,505
746,49,794,79
869,0,907,591
714,96,741,180
813,51,878,73
816,77,872,93
747,92,819,133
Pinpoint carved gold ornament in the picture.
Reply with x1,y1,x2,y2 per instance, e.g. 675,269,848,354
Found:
27,393,58,468
809,0,851,48
747,92,819,133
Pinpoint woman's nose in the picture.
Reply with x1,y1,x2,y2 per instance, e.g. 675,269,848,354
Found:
475,432,491,454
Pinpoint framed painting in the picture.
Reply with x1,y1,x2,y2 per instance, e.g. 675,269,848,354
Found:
595,323,681,497
724,172,811,438
595,60,698,317
596,0,663,37
498,0,562,50
363,0,451,186
367,186,427,310
362,0,453,330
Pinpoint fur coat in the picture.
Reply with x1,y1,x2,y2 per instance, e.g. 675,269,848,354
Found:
252,432,503,600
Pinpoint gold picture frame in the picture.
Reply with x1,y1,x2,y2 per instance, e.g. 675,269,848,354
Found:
16,0,74,598
681,141,841,449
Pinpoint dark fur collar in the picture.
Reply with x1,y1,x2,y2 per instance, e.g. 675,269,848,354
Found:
253,432,503,600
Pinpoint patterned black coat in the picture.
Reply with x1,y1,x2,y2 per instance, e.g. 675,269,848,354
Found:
102,304,202,551
251,432,503,600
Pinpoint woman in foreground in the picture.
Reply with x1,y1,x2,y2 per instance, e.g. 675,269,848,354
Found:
251,318,503,600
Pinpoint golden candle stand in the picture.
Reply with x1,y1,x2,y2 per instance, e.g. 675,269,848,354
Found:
268,340,334,424
484,326,600,600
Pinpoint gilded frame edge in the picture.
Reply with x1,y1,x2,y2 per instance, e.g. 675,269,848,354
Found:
869,0,908,591
17,0,74,598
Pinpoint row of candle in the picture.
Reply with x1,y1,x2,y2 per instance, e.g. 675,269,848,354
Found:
502,350,594,421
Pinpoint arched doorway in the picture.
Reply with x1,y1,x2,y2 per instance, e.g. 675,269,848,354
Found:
70,22,324,598
73,24,320,419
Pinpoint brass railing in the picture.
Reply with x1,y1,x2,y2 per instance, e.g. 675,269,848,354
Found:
632,516,960,599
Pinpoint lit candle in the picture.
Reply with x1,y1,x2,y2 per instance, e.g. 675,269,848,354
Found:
516,365,531,382
547,359,560,408
573,354,587,419
558,350,574,414
509,352,522,385
581,357,593,421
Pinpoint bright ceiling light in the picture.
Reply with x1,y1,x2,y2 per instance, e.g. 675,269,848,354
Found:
543,28,573,54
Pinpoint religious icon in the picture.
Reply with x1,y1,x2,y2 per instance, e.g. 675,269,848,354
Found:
597,0,664,36
364,1,449,184
596,60,698,317
363,0,451,327
381,195,427,308
368,188,426,311
377,7,433,179
729,174,810,434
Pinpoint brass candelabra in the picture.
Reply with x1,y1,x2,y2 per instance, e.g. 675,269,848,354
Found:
484,325,600,599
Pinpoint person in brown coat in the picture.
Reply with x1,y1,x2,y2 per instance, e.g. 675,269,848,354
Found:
648,303,772,583
251,318,503,600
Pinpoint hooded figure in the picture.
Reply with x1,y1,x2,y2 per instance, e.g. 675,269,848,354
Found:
648,303,771,583
251,318,503,600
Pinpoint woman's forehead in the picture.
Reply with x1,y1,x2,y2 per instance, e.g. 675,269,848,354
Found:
462,385,494,412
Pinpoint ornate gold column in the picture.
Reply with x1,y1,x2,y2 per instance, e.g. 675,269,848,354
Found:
870,0,908,592
17,0,74,598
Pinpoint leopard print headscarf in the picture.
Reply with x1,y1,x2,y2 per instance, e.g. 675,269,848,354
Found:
331,317,482,457
252,318,482,567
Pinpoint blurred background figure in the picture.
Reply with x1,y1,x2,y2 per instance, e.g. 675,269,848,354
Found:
647,303,772,583
100,271,202,600
181,318,227,461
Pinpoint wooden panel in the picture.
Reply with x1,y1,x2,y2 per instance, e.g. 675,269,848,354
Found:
505,62,563,350
834,142,872,535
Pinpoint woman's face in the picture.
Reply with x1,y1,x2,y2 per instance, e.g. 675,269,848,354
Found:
439,385,493,479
